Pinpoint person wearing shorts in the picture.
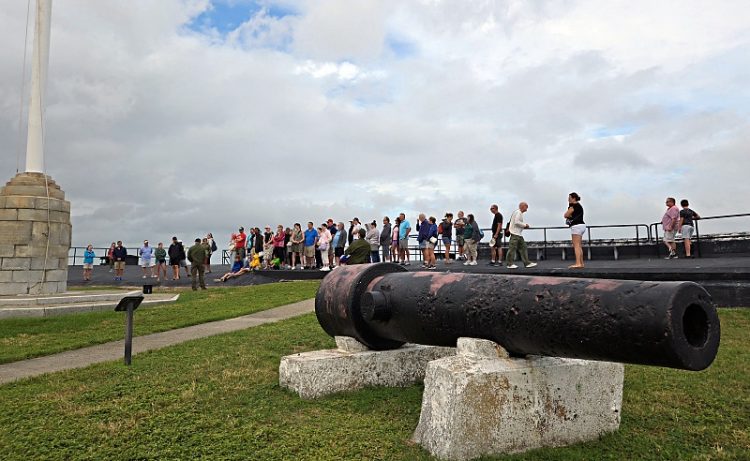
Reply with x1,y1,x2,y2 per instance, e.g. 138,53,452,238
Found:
564,193,586,269
139,240,155,278
82,244,95,281
440,213,453,264
112,241,127,281
661,197,680,259
489,205,504,266
154,242,167,281
679,199,700,258
454,211,466,260
303,222,318,269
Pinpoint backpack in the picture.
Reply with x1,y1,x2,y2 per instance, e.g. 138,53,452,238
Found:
437,223,443,235
504,221,511,238
211,240,218,252
478,228,485,239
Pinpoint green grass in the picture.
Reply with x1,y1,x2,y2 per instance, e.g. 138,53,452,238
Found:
0,281,319,364
0,309,747,460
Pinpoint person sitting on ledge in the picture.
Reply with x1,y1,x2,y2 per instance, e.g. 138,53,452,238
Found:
217,254,246,282
343,229,371,265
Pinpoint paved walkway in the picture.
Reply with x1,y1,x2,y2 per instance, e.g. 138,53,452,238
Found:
0,298,314,385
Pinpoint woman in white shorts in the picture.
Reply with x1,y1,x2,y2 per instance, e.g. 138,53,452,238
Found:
564,192,586,269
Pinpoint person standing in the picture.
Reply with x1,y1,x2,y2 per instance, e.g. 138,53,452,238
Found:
505,202,538,269
333,222,347,267
231,227,247,260
113,241,127,281
662,197,680,259
489,205,504,266
425,216,439,269
398,212,411,265
679,199,701,258
107,242,116,272
290,223,304,269
366,221,380,263
462,214,480,266
564,192,586,269
391,216,401,263
206,233,217,273
139,240,155,279
417,213,430,267
82,244,95,281
168,237,183,280
187,238,207,290
454,211,466,260
317,224,332,271
380,217,392,262
262,226,274,269
272,225,286,265
253,227,264,259
303,222,319,269
440,213,453,264
154,242,167,282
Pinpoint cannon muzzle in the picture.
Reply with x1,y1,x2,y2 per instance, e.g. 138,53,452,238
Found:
315,263,720,371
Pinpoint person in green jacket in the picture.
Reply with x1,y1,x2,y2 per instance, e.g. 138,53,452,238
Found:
154,242,168,282
187,238,208,290
344,229,371,265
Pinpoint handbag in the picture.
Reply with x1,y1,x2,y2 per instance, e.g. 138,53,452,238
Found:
429,236,438,244
503,222,511,238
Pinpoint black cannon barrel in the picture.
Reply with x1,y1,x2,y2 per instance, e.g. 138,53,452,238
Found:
315,263,720,371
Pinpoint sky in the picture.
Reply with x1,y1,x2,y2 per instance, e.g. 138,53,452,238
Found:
0,0,748,247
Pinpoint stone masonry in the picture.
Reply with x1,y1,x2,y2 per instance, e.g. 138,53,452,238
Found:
0,172,71,295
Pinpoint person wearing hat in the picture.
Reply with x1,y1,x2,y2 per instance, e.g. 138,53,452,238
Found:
231,227,247,260
187,238,208,290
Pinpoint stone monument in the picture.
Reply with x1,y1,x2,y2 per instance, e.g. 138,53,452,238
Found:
0,0,71,296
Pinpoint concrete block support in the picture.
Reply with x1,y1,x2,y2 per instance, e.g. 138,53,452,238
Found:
0,173,70,295
413,338,624,461
279,336,455,399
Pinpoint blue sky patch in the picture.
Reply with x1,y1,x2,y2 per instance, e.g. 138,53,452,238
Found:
385,34,417,59
591,124,637,139
189,0,296,35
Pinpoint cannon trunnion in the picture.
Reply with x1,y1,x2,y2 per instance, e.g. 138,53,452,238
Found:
315,263,720,371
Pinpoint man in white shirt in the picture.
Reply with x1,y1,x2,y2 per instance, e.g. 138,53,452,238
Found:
505,202,538,269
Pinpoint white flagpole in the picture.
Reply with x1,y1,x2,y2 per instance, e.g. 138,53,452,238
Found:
25,0,52,173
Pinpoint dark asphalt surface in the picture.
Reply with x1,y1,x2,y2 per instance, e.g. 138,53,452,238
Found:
68,255,750,288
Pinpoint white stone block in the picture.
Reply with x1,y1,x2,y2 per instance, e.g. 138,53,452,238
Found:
279,339,455,399
335,336,370,353
413,338,624,460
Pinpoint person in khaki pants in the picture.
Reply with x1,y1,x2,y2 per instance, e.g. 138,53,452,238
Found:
187,238,207,290
505,202,538,269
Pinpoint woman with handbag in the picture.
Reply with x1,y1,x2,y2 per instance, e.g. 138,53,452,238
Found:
424,216,439,269
564,192,586,269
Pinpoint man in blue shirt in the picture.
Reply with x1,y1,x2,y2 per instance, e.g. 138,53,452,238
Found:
398,212,411,265
303,222,319,269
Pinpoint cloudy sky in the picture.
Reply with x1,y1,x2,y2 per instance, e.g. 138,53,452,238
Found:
1,0,748,247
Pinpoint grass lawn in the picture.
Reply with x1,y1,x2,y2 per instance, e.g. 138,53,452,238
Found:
0,309,747,460
0,281,319,364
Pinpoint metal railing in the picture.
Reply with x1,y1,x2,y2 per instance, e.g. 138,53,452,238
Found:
70,213,750,266
650,213,750,258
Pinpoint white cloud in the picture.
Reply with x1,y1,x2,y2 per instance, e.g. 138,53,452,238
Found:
0,0,748,248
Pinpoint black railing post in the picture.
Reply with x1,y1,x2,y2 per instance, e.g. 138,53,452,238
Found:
636,226,640,259
695,220,702,258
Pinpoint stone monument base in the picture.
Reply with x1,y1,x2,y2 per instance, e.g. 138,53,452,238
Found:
0,172,71,295
413,338,624,461
279,336,455,399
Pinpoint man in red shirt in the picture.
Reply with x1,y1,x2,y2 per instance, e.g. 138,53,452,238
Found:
661,198,680,259
231,227,247,260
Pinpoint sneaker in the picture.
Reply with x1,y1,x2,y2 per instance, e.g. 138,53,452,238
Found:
463,261,471,266
404,262,411,266
671,254,679,259
469,261,477,266
507,264,518,269
320,267,330,272
142,275,147,279
526,262,537,268
488,261,497,266
428,265,437,270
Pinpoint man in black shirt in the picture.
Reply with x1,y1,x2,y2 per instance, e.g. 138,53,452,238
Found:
490,204,504,266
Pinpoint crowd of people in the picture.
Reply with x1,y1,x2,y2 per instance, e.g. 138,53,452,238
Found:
81,193,699,287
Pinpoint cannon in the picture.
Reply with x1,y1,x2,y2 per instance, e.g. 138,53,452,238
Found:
315,263,720,371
